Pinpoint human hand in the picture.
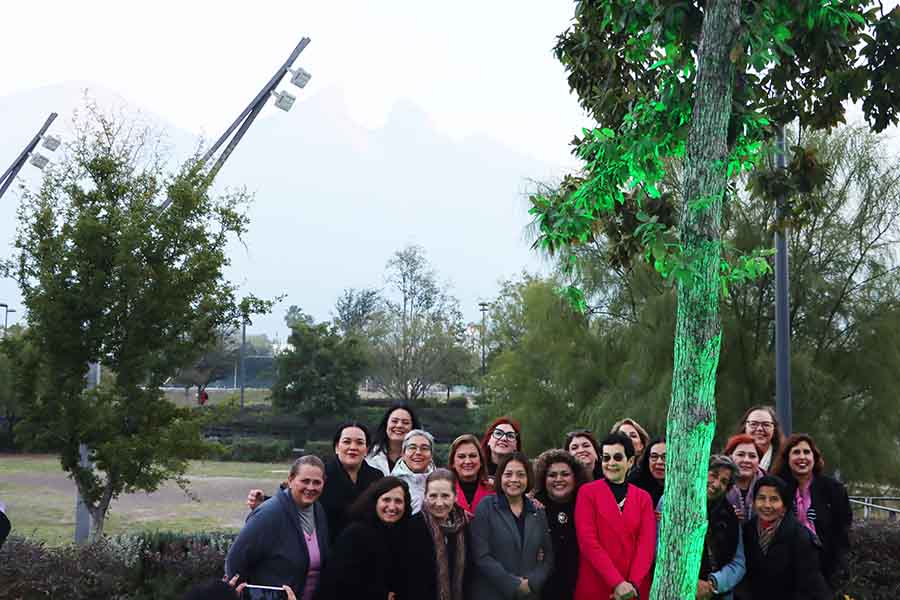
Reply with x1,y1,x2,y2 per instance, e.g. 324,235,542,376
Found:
517,577,531,595
537,548,545,562
613,581,638,600
387,593,396,600
655,510,662,523
732,504,745,522
247,489,264,510
223,574,247,596
696,579,714,599
283,585,297,600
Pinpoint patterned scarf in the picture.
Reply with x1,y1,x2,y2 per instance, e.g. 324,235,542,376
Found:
756,516,784,556
421,506,468,600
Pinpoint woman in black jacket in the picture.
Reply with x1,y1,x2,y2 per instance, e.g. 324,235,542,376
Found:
773,433,852,590
317,476,412,600
627,436,666,508
742,475,830,600
533,449,588,600
402,469,471,600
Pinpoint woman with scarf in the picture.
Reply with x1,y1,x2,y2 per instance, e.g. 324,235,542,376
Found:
471,452,554,600
391,429,436,514
772,434,852,591
741,475,829,600
402,469,471,600
317,476,412,600
724,433,765,522
533,449,589,600
448,433,495,517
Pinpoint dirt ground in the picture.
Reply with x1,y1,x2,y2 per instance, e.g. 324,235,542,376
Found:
0,454,287,545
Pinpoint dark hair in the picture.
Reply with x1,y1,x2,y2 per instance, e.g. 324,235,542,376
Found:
752,475,791,506
370,403,419,453
448,433,490,484
723,433,763,458
182,580,236,600
773,433,825,478
332,421,371,451
348,476,412,524
564,430,602,460
289,455,326,478
734,405,784,457
533,449,588,498
600,431,636,458
481,416,522,465
494,451,533,495
629,436,664,492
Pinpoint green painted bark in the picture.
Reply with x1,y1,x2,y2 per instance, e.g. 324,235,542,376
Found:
651,1,739,599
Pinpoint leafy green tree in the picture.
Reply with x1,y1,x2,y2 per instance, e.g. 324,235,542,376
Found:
333,288,381,337
168,329,241,397
533,2,900,597
0,325,39,449
4,107,249,540
271,309,368,428
368,245,472,403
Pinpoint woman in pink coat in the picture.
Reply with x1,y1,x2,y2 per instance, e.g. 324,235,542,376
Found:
575,432,657,600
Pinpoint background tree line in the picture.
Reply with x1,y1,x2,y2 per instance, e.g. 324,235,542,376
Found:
485,125,900,487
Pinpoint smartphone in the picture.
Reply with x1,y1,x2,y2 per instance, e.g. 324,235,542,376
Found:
241,584,287,600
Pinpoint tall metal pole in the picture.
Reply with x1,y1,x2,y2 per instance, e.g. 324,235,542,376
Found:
75,361,100,543
478,302,490,377
240,319,247,409
774,126,793,435
0,113,58,201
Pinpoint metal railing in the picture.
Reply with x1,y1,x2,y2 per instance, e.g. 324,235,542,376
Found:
849,496,900,520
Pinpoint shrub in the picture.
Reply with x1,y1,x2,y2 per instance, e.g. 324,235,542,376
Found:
212,437,294,462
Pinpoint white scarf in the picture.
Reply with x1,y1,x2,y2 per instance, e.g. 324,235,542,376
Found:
391,459,435,514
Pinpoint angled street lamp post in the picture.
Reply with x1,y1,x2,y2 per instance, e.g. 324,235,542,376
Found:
0,112,60,201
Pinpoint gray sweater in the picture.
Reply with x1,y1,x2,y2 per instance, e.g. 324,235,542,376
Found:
225,489,330,594
470,495,554,600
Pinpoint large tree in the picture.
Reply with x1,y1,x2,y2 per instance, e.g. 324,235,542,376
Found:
5,107,249,540
368,245,471,403
534,2,900,597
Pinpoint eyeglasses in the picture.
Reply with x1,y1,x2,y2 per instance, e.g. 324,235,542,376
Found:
745,421,774,431
649,452,666,461
405,444,432,454
491,429,519,441
601,453,626,463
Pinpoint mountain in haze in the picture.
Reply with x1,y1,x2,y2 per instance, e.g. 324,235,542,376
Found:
0,82,568,336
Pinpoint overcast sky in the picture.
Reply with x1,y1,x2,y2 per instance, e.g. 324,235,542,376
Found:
1,2,588,165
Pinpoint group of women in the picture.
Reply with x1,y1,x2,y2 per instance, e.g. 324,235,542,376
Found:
222,403,852,600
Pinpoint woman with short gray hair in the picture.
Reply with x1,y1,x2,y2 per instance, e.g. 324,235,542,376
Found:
391,429,436,514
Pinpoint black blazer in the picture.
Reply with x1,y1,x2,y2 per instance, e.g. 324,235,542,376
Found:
780,473,852,584
319,457,383,542
742,513,830,600
225,489,329,594
317,519,404,600
399,512,472,600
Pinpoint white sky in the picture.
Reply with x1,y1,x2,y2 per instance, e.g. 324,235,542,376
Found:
1,1,589,166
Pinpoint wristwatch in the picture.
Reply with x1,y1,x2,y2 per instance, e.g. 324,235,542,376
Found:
708,576,719,595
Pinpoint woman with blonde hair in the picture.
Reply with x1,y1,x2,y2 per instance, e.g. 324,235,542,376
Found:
610,418,650,459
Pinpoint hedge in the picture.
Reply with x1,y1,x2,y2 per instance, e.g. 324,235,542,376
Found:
2,522,898,599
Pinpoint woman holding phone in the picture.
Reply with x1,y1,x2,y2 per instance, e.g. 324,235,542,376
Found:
225,455,329,600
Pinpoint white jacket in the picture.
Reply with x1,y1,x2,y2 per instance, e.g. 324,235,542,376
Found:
365,447,392,476
390,458,434,514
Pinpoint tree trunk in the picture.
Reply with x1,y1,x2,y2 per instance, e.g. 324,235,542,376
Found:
651,1,739,599
86,483,114,542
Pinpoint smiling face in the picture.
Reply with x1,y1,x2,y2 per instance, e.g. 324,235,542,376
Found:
403,434,433,473
287,464,325,508
545,461,576,502
707,467,732,502
754,485,786,521
335,426,368,469
377,486,406,524
648,442,666,482
568,436,598,470
387,409,414,445
452,442,482,482
425,479,456,521
744,409,775,452
487,423,518,457
601,443,634,484
500,459,528,500
788,441,815,479
731,442,760,480
618,424,644,454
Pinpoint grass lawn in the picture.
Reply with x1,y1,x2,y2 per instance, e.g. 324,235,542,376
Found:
0,454,290,545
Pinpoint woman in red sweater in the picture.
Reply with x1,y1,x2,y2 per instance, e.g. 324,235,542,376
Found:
574,432,657,600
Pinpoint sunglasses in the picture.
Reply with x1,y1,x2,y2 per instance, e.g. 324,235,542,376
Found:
601,453,627,463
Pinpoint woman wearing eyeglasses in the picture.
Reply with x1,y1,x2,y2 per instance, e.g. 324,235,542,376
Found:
564,429,602,481
734,406,783,472
627,436,666,509
574,432,656,600
391,429,436,514
480,417,522,478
